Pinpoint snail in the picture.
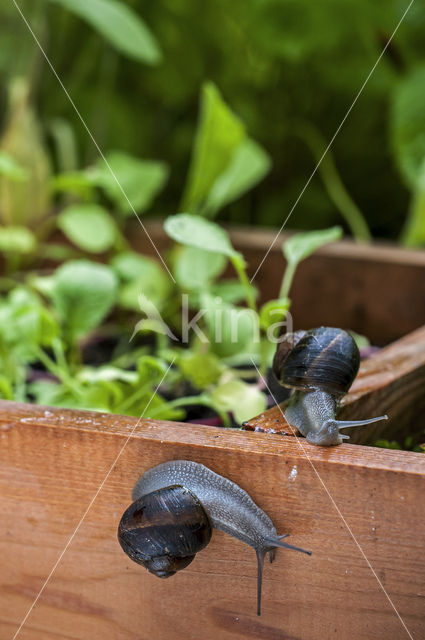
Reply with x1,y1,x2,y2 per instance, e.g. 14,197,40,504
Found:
118,460,311,615
273,326,388,446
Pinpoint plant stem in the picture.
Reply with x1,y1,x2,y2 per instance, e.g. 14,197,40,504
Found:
294,122,371,242
52,338,70,375
259,337,270,378
32,345,84,398
231,254,256,311
116,381,154,414
279,261,297,300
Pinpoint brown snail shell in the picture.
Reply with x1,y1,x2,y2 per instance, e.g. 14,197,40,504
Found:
118,484,212,578
273,326,360,396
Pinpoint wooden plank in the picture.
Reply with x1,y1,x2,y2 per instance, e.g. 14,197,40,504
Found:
0,400,424,640
133,220,425,344
244,325,425,447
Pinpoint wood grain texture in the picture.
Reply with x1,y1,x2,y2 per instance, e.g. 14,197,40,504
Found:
133,220,425,345
244,325,425,446
0,400,424,640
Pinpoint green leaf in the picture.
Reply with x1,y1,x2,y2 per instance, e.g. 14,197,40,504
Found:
118,275,170,311
201,293,258,358
283,226,342,266
391,65,425,188
0,151,28,181
0,226,36,253
259,297,291,331
57,203,118,253
137,355,169,381
0,287,59,357
164,214,239,259
173,246,227,291
0,375,13,400
374,439,402,450
112,253,171,310
178,352,223,390
50,0,161,64
94,151,168,215
51,260,118,338
28,380,65,406
401,160,425,246
205,138,271,216
181,82,245,212
51,170,97,199
211,379,266,424
210,280,248,304
111,251,165,282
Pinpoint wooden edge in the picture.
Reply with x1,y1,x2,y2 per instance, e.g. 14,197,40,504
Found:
0,399,423,474
244,325,425,446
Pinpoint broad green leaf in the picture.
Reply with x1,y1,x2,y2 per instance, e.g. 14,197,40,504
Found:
51,260,118,337
0,151,28,181
164,214,239,259
57,203,118,253
201,293,258,357
205,138,271,216
173,246,227,291
210,280,248,304
181,82,245,212
211,379,266,424
112,253,171,310
111,251,166,282
259,297,291,331
51,170,97,199
178,352,223,390
283,226,342,266
391,65,425,188
28,380,67,407
50,0,161,64
94,151,168,215
0,287,59,358
118,274,170,311
0,226,36,253
30,275,55,298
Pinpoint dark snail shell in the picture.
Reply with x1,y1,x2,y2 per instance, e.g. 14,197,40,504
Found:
117,485,212,578
273,326,360,396
272,330,306,383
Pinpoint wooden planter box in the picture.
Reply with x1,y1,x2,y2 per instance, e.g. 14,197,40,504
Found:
1,224,425,640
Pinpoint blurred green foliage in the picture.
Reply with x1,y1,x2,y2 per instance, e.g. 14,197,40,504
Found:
2,0,425,241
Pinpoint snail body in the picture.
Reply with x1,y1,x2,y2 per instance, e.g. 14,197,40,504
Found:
273,327,388,446
118,460,311,615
